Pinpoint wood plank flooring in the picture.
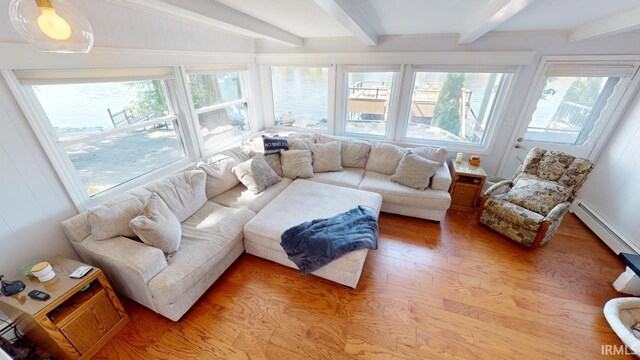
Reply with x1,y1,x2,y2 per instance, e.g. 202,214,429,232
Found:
93,211,631,359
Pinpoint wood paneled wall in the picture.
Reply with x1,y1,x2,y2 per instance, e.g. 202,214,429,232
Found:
0,77,78,274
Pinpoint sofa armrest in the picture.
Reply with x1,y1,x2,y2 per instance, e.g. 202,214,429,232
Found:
78,236,167,283
431,162,452,191
483,180,513,197
544,202,571,223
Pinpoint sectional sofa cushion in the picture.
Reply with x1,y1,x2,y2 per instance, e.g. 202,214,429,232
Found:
198,148,249,199
412,146,447,166
391,154,440,190
263,154,284,177
212,178,292,213
148,201,254,305
308,168,365,189
281,149,314,179
360,170,451,210
129,193,182,254
232,157,281,193
144,170,207,223
365,142,407,175
311,141,343,173
87,191,150,241
288,137,314,150
430,161,453,191
341,139,371,168
262,135,289,155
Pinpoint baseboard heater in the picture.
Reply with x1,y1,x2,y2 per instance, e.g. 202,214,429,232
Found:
571,200,638,255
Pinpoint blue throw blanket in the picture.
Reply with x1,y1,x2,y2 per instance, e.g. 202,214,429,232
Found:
280,206,379,274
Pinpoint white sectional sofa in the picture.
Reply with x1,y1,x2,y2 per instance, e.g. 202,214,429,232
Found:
61,133,452,321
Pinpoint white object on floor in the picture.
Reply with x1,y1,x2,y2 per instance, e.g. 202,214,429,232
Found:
604,297,640,358
614,267,640,296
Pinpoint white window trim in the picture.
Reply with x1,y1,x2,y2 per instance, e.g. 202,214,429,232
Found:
263,65,335,134
2,69,198,210
180,67,256,158
337,65,403,141
390,65,518,154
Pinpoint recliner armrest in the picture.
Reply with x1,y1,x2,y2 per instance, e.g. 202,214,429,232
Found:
78,236,168,283
544,202,571,223
483,180,513,197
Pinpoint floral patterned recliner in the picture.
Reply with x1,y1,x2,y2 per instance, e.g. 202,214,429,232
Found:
478,147,593,248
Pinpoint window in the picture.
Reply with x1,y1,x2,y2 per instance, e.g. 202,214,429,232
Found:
404,71,509,145
344,71,396,136
271,67,329,130
31,79,186,197
524,76,619,145
187,71,250,149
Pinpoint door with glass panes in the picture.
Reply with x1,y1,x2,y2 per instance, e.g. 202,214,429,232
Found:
499,60,638,178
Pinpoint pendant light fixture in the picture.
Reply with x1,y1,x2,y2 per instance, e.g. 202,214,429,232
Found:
9,0,94,53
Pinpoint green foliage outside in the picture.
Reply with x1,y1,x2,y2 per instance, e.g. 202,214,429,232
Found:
432,73,465,137
562,77,603,105
127,80,168,120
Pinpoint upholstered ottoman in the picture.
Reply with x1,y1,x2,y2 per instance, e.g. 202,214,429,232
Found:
243,179,382,288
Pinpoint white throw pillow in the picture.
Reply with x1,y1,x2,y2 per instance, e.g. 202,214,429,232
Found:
198,147,249,199
280,149,314,179
87,193,149,241
311,141,343,173
130,194,182,254
412,146,447,166
390,153,440,190
365,142,407,175
232,157,281,193
288,137,314,150
341,138,371,168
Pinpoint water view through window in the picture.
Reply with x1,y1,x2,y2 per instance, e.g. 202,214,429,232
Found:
406,72,506,144
33,80,184,196
271,67,329,130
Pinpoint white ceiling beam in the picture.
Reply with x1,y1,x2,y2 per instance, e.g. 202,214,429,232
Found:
458,0,538,44
568,7,640,42
313,0,378,46
104,0,303,47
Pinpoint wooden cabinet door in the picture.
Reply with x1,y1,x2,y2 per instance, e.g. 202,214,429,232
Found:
60,290,121,354
453,183,479,208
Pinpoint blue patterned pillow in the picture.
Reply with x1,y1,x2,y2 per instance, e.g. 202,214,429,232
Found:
262,135,288,155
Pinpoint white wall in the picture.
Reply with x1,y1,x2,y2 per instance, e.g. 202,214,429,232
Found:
0,76,78,275
256,31,640,176
576,84,640,249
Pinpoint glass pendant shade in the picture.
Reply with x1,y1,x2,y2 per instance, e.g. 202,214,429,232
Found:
9,0,94,53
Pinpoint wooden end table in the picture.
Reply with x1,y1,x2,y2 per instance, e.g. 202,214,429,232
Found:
448,159,487,211
0,256,129,360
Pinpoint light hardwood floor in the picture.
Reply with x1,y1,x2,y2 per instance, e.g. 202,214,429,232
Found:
93,210,631,359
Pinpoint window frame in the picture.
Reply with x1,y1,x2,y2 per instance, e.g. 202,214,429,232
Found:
182,67,254,156
394,65,516,153
263,64,336,134
336,65,403,141
3,69,199,210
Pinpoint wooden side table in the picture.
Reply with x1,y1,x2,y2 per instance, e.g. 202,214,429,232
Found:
448,159,487,211
0,257,129,360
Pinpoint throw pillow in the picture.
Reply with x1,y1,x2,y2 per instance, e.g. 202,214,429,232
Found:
129,194,182,254
341,138,371,168
412,146,447,166
87,193,148,241
280,149,314,179
262,135,288,155
288,137,314,150
263,153,284,177
232,157,281,193
365,142,407,175
311,141,343,173
198,147,249,199
391,154,440,190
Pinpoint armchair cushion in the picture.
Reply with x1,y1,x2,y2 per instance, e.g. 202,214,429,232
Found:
501,175,572,215
484,197,545,232
483,179,512,197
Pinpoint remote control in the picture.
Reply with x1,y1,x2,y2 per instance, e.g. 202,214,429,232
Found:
69,265,93,279
28,290,50,301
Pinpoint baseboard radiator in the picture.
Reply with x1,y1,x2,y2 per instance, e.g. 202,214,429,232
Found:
571,200,638,255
